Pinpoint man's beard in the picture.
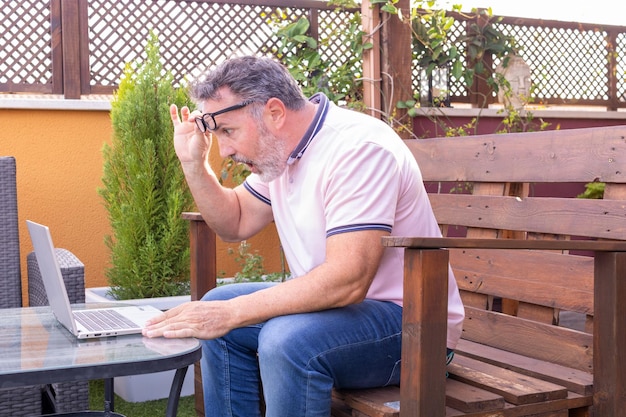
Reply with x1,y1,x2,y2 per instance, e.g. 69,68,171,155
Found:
233,122,288,183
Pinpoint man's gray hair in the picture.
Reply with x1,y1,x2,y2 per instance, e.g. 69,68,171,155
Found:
191,56,307,111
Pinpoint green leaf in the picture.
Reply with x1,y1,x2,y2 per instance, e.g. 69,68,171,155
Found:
293,35,310,43
397,99,416,109
449,45,458,60
307,37,318,49
292,17,310,34
381,4,398,14
452,60,463,80
475,61,485,74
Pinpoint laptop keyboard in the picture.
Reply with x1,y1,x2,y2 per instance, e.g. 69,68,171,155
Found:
74,309,139,331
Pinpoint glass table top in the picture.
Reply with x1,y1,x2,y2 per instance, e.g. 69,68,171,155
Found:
0,305,201,389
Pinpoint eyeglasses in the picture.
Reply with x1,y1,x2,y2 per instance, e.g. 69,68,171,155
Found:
195,100,253,132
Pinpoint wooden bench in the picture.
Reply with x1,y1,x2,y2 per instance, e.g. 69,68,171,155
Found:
184,125,626,417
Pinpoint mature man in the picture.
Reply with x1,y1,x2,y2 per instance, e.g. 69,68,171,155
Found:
144,56,464,417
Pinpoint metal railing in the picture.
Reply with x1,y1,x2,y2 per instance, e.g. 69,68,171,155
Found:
2,0,625,109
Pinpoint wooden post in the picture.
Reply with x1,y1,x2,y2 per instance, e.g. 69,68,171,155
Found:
50,0,64,94
182,212,217,417
380,0,413,138
593,251,626,416
467,9,495,108
606,29,619,111
185,214,217,302
361,0,382,119
400,248,448,417
60,0,81,99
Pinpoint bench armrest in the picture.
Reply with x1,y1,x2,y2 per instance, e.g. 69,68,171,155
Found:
383,236,626,252
183,212,217,302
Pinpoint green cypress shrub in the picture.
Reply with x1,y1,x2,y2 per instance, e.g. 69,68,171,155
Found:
100,31,194,300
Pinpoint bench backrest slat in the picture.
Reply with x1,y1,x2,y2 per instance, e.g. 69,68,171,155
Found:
408,126,626,183
451,249,594,313
605,183,626,199
463,307,593,372
430,194,626,239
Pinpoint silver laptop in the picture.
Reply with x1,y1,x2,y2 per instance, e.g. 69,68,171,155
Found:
27,220,162,339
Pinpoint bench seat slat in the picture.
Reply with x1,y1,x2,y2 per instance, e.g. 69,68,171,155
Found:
449,355,568,405
333,387,400,417
333,380,508,417
460,392,591,417
445,378,505,412
333,388,591,417
456,339,593,396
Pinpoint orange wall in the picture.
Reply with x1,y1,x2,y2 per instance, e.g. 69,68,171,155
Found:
0,107,281,305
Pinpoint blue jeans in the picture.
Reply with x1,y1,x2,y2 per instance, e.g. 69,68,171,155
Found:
200,282,403,417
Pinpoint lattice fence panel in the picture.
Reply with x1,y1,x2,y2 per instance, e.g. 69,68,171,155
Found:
492,23,626,108
0,0,52,89
317,9,363,75
499,23,609,104
411,15,618,106
2,1,624,108
88,0,357,91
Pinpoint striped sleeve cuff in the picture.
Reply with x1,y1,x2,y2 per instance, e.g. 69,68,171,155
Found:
243,181,271,206
326,223,392,238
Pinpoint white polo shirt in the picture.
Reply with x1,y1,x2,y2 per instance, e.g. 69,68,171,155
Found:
244,94,464,349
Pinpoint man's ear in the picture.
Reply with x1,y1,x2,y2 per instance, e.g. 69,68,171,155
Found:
264,97,286,129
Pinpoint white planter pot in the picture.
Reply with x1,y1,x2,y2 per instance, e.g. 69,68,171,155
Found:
84,286,195,403
111,367,195,403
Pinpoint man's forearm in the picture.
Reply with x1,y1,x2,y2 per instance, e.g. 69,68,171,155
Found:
180,159,243,240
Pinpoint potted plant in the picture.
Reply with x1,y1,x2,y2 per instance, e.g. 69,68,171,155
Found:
92,30,196,402
98,30,194,303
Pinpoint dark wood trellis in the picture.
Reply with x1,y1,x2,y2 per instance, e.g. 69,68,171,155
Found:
1,0,625,109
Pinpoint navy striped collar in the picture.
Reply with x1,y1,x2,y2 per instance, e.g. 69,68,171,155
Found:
287,93,330,165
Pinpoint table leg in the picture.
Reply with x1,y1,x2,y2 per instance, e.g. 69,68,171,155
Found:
165,366,189,417
104,378,115,412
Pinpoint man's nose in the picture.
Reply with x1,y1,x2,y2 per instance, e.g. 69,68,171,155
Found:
216,137,235,159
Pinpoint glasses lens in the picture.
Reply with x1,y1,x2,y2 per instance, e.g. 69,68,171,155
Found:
205,115,217,131
195,118,206,132
195,115,217,132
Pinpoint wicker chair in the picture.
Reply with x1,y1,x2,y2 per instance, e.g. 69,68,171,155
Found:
0,156,89,415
